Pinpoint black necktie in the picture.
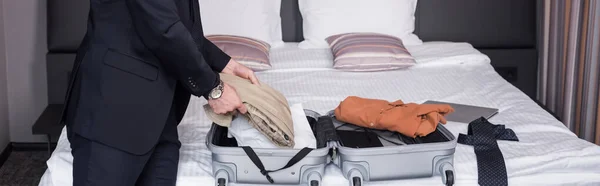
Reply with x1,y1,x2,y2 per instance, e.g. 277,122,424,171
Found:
457,117,519,186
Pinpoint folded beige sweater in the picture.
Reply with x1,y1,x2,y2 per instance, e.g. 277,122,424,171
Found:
203,73,295,148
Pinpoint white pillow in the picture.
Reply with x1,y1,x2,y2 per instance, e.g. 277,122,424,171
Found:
298,0,422,49
198,0,284,48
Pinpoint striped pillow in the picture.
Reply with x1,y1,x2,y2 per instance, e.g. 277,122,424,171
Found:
206,35,272,71
325,33,416,71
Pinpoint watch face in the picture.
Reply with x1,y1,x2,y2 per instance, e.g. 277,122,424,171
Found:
211,89,222,99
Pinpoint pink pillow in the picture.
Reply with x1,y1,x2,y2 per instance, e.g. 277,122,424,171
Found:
206,35,271,71
326,32,416,71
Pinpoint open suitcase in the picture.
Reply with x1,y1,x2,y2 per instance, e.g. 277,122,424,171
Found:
206,109,457,186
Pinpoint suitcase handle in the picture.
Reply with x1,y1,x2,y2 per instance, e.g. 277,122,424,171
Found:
241,146,313,184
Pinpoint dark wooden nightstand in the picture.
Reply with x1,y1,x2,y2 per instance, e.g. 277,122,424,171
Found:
32,104,65,155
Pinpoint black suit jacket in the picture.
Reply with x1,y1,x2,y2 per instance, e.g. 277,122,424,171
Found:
61,0,231,155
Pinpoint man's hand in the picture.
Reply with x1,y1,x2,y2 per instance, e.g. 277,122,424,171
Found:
222,59,260,85
208,83,247,114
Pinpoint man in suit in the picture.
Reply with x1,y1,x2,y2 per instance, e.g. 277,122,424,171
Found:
60,0,258,185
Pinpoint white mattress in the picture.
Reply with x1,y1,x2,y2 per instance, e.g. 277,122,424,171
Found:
39,42,600,186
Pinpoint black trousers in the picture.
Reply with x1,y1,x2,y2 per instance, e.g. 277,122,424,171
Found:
68,104,181,186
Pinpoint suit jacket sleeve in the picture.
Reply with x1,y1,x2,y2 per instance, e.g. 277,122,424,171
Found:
125,0,218,98
196,36,231,73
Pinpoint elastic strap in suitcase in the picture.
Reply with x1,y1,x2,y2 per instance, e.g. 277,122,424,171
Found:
315,116,340,148
241,146,313,184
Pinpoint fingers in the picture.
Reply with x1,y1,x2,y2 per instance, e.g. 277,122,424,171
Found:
237,103,248,114
214,109,227,115
213,105,228,115
239,68,259,85
213,104,237,115
249,73,260,85
209,100,226,115
209,99,235,115
232,64,260,85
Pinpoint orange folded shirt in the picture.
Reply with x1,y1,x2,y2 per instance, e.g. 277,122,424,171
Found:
334,96,455,138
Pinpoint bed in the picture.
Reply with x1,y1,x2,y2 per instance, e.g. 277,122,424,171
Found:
39,41,600,186
38,0,600,186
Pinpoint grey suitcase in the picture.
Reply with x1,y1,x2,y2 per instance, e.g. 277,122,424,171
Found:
323,110,457,186
206,109,456,186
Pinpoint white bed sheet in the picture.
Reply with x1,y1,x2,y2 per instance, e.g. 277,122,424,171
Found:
39,42,600,186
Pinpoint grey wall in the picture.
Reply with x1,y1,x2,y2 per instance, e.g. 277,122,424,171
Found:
2,0,47,143
0,0,10,150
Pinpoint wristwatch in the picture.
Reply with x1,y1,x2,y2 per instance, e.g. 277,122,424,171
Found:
209,80,224,100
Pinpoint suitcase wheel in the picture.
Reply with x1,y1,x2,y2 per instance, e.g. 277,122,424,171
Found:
217,178,227,186
445,170,454,186
307,171,322,186
310,180,319,186
352,177,362,186
215,169,229,186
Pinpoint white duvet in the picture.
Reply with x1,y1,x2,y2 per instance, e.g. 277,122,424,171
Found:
39,42,600,186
